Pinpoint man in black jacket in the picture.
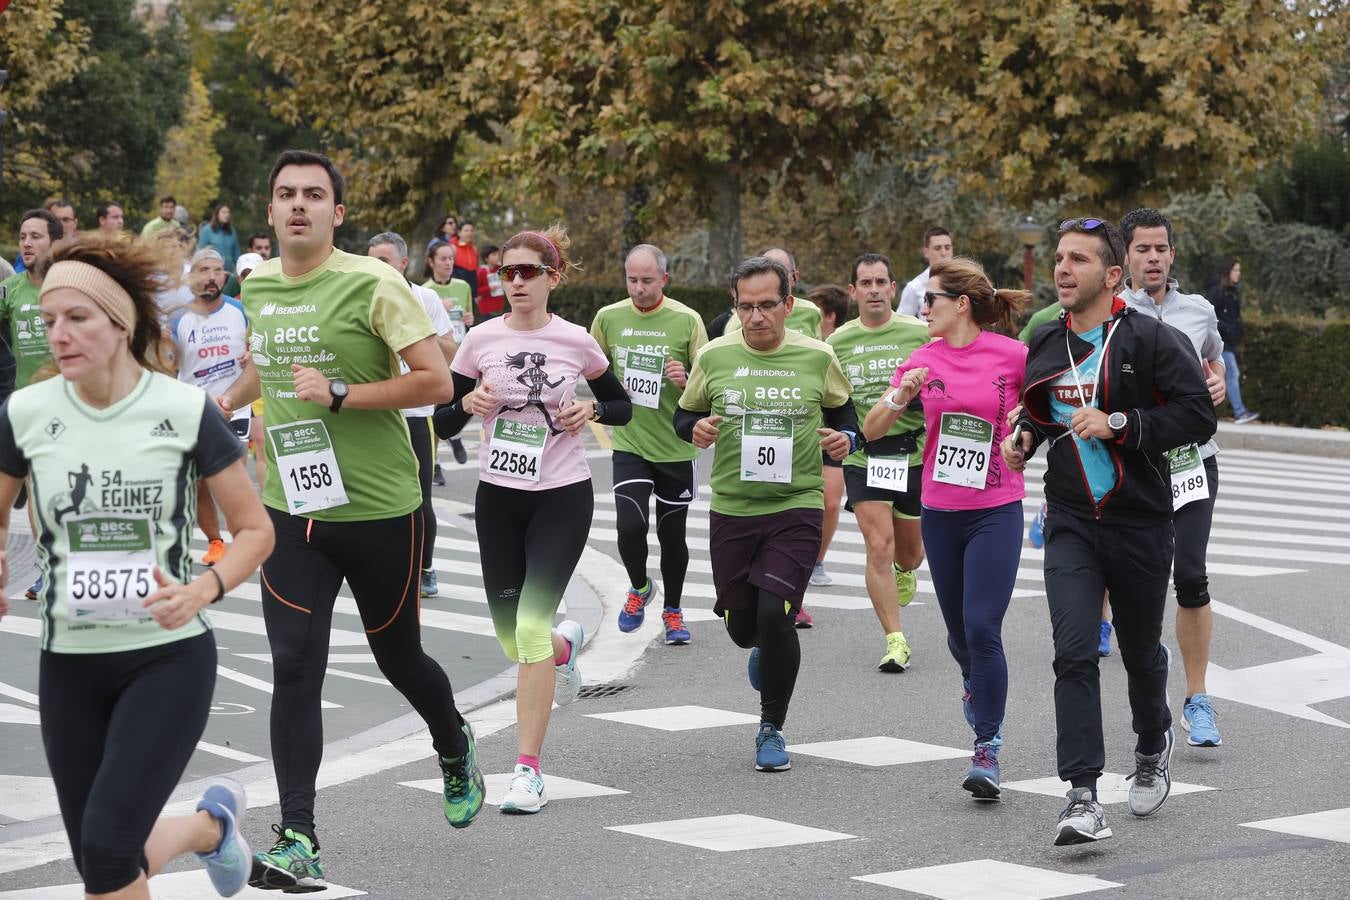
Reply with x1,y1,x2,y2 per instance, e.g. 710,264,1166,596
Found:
1002,217,1216,848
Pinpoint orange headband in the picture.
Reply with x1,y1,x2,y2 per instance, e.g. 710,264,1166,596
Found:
39,260,137,333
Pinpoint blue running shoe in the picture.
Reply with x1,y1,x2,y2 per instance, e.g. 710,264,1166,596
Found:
661,607,690,645
754,722,791,771
25,572,43,602
195,779,250,896
747,647,761,692
420,568,439,598
1183,693,1222,747
617,580,656,632
962,741,1001,799
1098,620,1113,657
1029,502,1047,549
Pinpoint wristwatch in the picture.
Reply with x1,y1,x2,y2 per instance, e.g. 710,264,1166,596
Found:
590,401,605,423
1107,411,1128,434
328,378,349,413
881,389,906,412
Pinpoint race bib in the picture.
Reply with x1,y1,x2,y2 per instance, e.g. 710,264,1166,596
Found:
487,418,547,483
933,412,993,489
740,413,793,483
269,420,350,513
622,351,664,410
1168,444,1209,510
64,514,157,622
448,308,466,343
866,455,909,492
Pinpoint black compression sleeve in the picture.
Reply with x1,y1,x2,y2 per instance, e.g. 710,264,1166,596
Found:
433,371,479,439
673,407,708,443
586,368,632,426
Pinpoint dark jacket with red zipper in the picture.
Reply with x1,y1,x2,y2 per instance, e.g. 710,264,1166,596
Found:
1015,298,1217,527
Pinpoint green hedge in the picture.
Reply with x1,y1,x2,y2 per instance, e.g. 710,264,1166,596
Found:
548,285,733,326
1237,319,1350,428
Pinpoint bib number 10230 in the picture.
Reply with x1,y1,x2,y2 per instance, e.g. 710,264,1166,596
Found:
269,419,350,513
933,412,994,489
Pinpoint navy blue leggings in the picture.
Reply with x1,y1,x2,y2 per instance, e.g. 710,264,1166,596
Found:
920,500,1023,743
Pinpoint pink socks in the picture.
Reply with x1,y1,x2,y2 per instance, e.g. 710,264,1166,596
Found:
517,754,541,774
554,641,572,666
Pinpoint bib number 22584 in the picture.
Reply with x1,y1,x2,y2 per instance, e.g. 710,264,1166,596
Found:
487,418,547,483
269,419,350,513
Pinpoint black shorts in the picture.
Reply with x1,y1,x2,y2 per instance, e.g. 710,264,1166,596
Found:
843,462,922,518
708,507,823,615
612,450,697,505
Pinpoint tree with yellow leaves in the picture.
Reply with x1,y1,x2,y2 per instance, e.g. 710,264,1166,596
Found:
155,70,224,221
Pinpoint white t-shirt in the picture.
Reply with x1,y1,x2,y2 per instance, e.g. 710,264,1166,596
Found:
897,267,929,317
402,283,454,418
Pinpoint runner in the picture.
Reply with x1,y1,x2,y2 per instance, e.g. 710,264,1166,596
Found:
1004,217,1216,846
1119,208,1228,748
897,227,954,316
235,253,269,488
676,256,858,772
590,243,706,644
366,231,458,600
476,244,506,319
724,246,823,341
169,248,250,566
422,240,474,466
217,150,484,889
832,254,928,673
434,225,632,812
809,284,850,592
0,234,273,899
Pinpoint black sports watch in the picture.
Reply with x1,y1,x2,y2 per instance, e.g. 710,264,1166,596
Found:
1107,411,1128,434
328,378,349,413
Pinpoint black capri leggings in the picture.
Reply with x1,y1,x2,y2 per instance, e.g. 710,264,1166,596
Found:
40,631,216,894
407,415,438,568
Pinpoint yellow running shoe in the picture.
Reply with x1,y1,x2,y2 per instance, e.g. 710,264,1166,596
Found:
894,564,917,608
878,631,912,672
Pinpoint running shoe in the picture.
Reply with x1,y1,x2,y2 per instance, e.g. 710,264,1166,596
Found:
893,564,917,607
450,438,469,464
661,607,690,645
1182,694,1222,747
809,561,833,586
962,740,1001,800
1127,727,1174,817
1054,788,1112,846
747,646,761,692
754,722,791,772
500,763,547,814
25,573,43,602
878,631,911,672
794,606,814,628
249,825,324,893
420,568,439,598
553,620,584,706
202,539,227,566
1098,620,1113,657
1234,411,1261,425
195,779,249,897
440,723,485,828
961,678,1005,746
1029,502,1047,549
617,580,656,632
432,462,446,486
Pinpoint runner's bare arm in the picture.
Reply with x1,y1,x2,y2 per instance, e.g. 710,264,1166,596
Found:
220,362,260,414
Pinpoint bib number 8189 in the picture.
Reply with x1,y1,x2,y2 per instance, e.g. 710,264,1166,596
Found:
489,448,539,479
1172,475,1204,499
287,462,334,493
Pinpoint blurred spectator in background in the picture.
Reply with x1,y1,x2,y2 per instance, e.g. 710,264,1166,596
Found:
477,244,506,319
427,214,458,254
141,195,179,240
197,203,242,273
97,202,125,237
1207,257,1259,424
809,284,850,340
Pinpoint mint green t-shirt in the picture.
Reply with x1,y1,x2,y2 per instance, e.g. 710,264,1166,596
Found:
726,296,822,340
244,249,434,521
827,313,930,469
0,371,244,653
590,296,708,463
1020,302,1064,344
0,273,52,388
422,278,473,315
680,330,851,517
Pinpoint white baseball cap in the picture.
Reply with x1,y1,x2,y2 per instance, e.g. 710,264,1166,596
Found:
236,252,264,277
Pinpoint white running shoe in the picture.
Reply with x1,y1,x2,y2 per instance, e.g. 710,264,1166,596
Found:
553,620,584,706
809,561,833,586
499,764,547,814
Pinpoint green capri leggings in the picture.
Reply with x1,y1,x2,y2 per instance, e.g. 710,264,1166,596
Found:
475,479,593,663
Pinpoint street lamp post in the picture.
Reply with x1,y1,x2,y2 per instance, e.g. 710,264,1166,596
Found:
1014,216,1043,294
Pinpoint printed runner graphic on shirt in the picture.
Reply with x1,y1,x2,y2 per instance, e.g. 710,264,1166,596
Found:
500,351,567,434
49,463,169,526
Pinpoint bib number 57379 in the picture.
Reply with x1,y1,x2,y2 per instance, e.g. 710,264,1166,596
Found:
933,412,994,490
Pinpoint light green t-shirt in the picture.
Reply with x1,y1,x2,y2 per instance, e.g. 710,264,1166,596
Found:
1020,302,1063,344
725,296,822,340
1,371,244,653
827,313,930,469
140,217,175,240
0,273,51,388
245,249,434,521
680,329,851,517
590,296,708,463
422,278,474,315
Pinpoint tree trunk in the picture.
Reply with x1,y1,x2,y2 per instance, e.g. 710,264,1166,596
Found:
409,137,459,280
706,165,742,287
622,182,649,261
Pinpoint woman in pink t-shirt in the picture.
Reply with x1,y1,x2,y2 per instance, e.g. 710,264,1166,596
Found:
863,257,1029,801
433,225,631,814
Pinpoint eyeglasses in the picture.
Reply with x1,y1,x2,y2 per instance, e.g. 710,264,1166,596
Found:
922,291,961,307
1059,217,1106,232
499,263,557,282
733,298,786,315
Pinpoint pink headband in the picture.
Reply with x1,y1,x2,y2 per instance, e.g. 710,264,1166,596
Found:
521,231,561,267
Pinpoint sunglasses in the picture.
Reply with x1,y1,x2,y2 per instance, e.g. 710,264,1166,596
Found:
499,263,557,282
1059,217,1106,232
922,291,961,307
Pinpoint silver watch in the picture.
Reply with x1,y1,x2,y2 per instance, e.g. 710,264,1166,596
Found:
881,389,906,412
1107,411,1128,434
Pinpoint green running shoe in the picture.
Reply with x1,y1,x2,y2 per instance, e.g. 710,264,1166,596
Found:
878,631,912,673
440,722,486,828
248,825,325,893
893,564,917,608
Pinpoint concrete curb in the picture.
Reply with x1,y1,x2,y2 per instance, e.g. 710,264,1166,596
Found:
1214,420,1350,460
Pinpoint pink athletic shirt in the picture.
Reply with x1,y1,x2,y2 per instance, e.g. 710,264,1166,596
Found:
452,314,609,491
890,330,1028,510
